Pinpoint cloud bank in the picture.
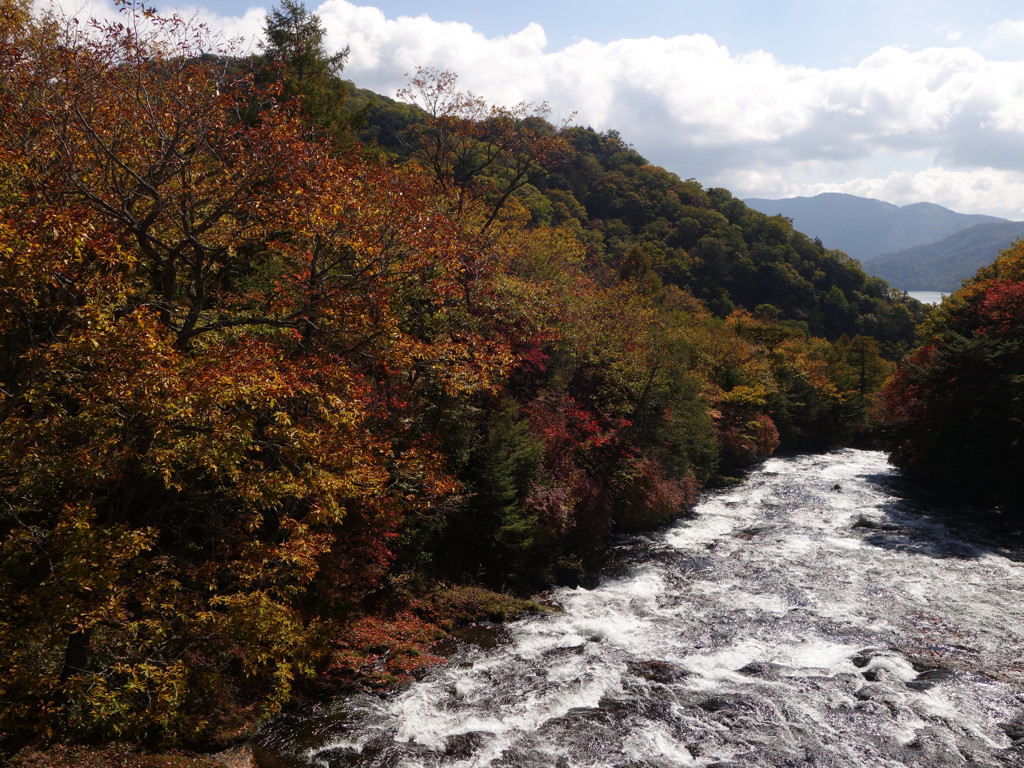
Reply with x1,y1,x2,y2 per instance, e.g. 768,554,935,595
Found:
51,0,1024,218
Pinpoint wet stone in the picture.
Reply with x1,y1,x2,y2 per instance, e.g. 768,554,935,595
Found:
829,672,868,693
697,696,744,714
851,647,897,669
861,666,904,683
908,655,946,674
430,638,459,657
905,668,956,692
902,726,986,767
366,734,417,764
1001,722,1024,741
737,660,788,679
450,624,506,649
444,731,487,759
596,695,634,714
854,683,895,702
735,526,768,539
543,643,586,658
312,746,361,767
628,659,691,683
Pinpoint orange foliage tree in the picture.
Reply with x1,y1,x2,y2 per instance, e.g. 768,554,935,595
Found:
398,67,571,233
0,5,508,746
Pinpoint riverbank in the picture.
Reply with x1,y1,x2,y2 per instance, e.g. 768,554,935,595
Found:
18,449,1024,767
251,449,1024,767
6,743,252,768
5,587,549,768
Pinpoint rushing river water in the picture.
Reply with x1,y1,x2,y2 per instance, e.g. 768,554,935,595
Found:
256,449,1024,767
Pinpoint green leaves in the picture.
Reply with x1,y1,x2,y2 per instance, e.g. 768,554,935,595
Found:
877,241,1024,510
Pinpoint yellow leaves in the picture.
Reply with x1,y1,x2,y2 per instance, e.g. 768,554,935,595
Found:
426,335,515,397
0,5,459,746
51,504,157,578
719,384,771,409
55,658,197,742
204,590,317,691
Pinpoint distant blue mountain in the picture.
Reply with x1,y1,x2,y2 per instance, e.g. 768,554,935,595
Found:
862,221,1024,292
744,193,1006,261
743,193,1016,290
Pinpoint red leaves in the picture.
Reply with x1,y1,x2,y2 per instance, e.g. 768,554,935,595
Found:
517,332,554,375
610,456,697,529
328,612,446,687
978,279,1024,334
528,393,627,456
875,241,1024,504
714,410,781,468
0,5,525,743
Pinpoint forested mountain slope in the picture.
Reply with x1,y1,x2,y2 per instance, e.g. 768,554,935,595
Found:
0,3,925,756
876,240,1024,514
357,89,924,357
863,220,1024,291
536,133,921,353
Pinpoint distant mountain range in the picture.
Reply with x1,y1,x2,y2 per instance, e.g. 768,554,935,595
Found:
744,193,1024,291
864,221,1024,292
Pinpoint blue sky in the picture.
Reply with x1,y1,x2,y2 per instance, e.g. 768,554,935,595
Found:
151,0,1024,66
57,0,1024,218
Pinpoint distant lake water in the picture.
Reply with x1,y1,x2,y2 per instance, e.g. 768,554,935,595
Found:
907,290,947,304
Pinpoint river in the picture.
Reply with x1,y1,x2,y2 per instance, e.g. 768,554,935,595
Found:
255,449,1024,767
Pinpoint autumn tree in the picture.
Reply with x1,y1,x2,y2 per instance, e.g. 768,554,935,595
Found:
875,241,1024,512
0,1,924,754
0,4,509,748
0,0,31,50
398,67,570,232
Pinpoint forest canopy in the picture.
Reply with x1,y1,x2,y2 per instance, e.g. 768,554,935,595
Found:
0,1,925,753
875,240,1024,513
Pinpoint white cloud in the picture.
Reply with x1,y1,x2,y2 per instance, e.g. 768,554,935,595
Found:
985,18,1024,47
37,0,121,25
37,1,1024,219
824,168,1024,220
161,4,267,53
311,5,1024,153
39,0,265,54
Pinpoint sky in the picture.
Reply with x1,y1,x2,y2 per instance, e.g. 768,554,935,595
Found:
45,0,1024,219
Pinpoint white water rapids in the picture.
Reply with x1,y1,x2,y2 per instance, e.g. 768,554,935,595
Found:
256,449,1024,767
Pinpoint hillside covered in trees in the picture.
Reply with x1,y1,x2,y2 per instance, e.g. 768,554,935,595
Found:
863,220,1024,292
0,1,926,756
875,240,1024,513
355,86,922,357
